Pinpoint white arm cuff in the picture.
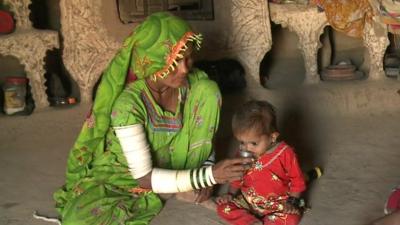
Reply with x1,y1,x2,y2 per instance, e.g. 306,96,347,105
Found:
151,166,217,193
114,124,152,179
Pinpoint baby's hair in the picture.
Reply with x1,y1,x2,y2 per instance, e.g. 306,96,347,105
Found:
232,100,278,136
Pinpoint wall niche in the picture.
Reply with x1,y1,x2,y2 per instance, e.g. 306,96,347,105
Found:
384,33,400,79
318,26,367,81
260,22,305,89
29,0,79,102
0,55,35,114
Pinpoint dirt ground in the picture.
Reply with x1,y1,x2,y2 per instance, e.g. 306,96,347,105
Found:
0,82,399,225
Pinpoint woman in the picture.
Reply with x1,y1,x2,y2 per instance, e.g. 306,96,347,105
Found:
54,12,251,225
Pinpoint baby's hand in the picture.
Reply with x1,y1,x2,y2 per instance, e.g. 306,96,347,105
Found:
215,194,233,205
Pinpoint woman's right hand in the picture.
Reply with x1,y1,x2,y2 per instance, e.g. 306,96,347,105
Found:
212,158,253,184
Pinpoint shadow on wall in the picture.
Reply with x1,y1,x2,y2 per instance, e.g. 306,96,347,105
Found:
193,59,247,161
278,100,324,200
213,90,248,159
194,58,246,94
279,105,319,168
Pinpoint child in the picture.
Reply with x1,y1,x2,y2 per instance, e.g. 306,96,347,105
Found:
216,100,306,225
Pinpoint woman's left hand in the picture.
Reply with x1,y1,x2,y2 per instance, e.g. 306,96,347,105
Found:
195,187,213,203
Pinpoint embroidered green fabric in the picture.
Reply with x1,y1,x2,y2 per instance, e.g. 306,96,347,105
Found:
53,12,221,225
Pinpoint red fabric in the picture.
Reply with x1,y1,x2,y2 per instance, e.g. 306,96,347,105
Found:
0,10,14,34
125,69,138,84
232,142,306,194
218,142,306,225
217,202,301,225
386,186,400,214
217,202,260,225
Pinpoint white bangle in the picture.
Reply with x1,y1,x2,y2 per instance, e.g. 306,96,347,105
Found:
151,169,179,193
206,166,216,186
151,166,216,193
191,169,200,190
176,169,192,192
114,124,152,179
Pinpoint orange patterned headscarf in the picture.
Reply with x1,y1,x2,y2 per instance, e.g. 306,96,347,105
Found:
311,0,374,38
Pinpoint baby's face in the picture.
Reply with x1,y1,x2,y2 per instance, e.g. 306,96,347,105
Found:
235,129,275,158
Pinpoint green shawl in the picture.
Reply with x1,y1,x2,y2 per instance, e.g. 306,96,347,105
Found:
54,12,203,222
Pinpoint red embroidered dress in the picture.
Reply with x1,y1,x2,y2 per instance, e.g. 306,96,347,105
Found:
217,142,306,225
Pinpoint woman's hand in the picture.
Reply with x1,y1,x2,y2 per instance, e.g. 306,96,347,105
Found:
212,158,253,184
194,187,213,203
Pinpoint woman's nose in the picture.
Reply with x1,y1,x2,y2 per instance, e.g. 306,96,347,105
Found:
177,61,189,77
181,63,189,74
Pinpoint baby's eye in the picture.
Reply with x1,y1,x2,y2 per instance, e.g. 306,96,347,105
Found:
250,142,257,146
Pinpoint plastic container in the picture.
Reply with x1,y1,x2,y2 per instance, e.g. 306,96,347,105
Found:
3,76,28,115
